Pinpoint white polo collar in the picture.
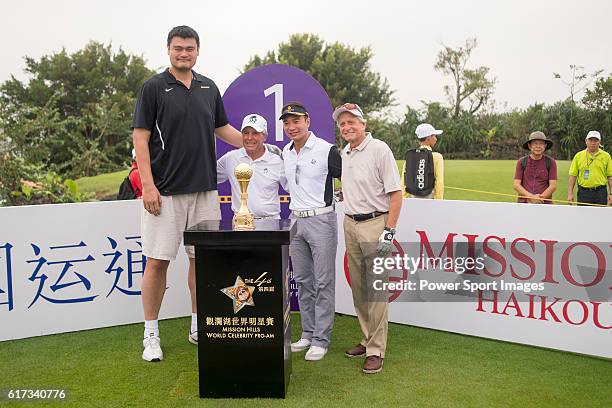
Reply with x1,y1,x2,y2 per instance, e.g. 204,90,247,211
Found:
238,147,271,163
289,131,317,151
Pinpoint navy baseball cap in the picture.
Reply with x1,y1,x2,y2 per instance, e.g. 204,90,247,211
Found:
279,102,309,120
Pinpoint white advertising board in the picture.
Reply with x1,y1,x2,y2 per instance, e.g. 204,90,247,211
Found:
2,199,610,359
335,199,611,359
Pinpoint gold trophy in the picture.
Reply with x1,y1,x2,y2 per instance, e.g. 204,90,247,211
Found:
233,163,255,230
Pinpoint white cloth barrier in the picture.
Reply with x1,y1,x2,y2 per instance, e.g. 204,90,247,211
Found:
1,199,610,359
335,199,611,359
0,201,189,341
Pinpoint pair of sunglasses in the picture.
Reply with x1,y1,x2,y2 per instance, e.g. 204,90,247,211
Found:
335,103,364,116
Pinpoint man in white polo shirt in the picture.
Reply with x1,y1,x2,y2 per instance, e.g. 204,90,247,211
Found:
281,102,342,361
217,114,286,219
333,102,402,374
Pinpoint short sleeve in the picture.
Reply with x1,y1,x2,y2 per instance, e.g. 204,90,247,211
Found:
216,153,229,184
514,159,523,180
548,159,557,181
379,144,401,193
214,88,229,129
328,146,342,179
568,154,579,177
132,80,157,130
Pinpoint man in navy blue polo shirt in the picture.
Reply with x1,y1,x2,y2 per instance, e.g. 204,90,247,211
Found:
132,25,242,362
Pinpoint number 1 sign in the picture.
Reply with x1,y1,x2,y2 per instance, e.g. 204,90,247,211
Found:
218,64,334,219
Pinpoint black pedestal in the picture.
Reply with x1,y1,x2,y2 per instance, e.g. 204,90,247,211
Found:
184,219,295,398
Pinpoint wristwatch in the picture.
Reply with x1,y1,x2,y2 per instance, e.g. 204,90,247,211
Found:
383,227,396,241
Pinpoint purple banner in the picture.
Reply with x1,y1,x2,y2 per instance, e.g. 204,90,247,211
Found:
219,63,334,219
219,64,334,311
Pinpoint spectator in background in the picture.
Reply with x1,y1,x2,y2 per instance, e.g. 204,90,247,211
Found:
513,131,557,204
116,148,143,200
129,149,143,199
402,123,444,199
567,131,612,206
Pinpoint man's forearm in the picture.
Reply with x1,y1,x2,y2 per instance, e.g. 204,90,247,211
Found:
567,176,577,194
513,180,531,197
541,181,557,199
215,124,243,147
386,191,403,229
133,128,155,189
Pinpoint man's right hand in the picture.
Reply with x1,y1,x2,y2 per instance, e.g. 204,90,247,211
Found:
567,192,574,205
527,194,543,204
142,186,162,216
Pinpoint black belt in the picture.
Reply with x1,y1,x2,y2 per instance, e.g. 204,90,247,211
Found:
578,185,607,191
345,211,388,222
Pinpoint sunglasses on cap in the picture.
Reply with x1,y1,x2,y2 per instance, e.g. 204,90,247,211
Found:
335,103,364,115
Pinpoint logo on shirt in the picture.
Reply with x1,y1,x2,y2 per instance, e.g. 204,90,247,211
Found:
263,168,269,174
201,85,210,89
311,159,317,165
165,88,173,92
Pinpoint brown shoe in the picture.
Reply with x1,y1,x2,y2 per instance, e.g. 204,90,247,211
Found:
345,344,366,358
362,356,384,374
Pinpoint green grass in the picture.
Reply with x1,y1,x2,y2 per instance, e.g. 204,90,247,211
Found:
1,314,610,407
395,160,572,204
75,170,128,200
77,160,573,204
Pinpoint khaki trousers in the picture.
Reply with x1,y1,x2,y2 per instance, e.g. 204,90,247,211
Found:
343,214,389,358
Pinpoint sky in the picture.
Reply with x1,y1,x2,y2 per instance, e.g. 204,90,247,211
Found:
1,0,610,117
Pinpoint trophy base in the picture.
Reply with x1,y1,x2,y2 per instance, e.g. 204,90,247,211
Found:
233,213,255,231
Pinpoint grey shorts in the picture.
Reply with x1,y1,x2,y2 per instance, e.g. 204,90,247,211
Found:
141,191,221,260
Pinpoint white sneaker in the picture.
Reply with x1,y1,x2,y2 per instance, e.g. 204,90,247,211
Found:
142,336,163,362
188,330,198,345
290,338,311,352
305,345,328,361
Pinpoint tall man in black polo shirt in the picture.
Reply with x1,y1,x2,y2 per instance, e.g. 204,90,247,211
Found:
132,26,242,362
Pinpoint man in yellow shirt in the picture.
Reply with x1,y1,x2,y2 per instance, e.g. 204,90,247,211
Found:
567,131,612,206
402,123,444,199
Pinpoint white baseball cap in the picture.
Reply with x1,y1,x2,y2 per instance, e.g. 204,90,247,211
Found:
332,103,365,121
241,114,267,134
586,130,601,141
415,123,443,139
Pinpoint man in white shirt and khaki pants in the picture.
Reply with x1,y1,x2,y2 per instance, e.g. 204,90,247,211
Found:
334,102,402,374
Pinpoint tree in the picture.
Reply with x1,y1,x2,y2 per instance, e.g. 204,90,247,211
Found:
582,75,612,144
434,38,495,118
0,42,155,177
582,75,612,111
553,65,604,102
243,34,395,114
368,105,420,157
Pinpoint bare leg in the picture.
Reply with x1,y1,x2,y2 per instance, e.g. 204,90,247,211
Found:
188,257,197,313
142,258,170,320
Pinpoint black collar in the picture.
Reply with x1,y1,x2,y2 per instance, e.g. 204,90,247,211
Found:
163,68,201,85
